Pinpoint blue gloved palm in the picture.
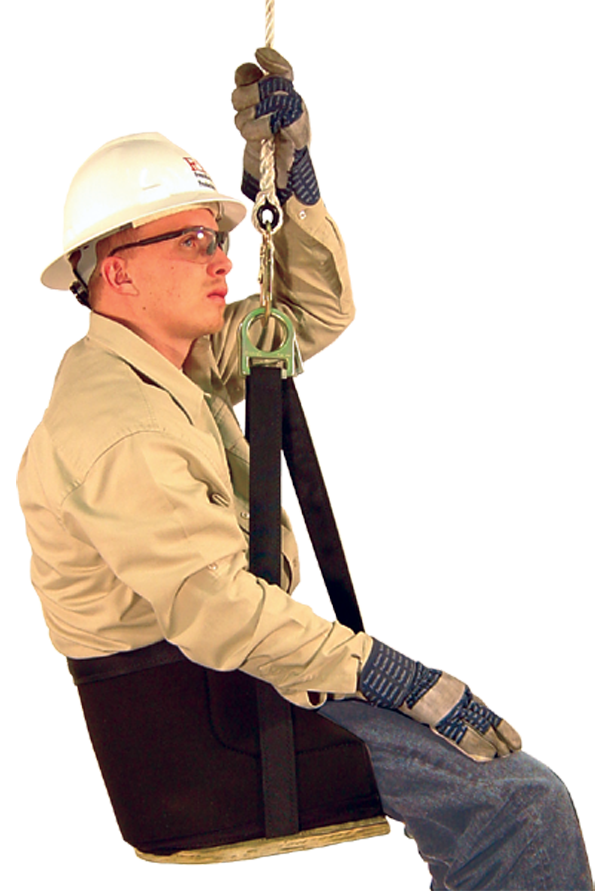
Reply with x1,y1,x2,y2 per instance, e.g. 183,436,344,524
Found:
232,47,320,206
360,640,522,762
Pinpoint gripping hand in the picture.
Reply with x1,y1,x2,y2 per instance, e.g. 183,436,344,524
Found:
232,47,320,206
360,640,522,762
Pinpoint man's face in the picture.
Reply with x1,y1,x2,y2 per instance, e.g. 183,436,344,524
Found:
108,207,233,350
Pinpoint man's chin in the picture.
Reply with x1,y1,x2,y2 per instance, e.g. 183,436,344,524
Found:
195,311,226,338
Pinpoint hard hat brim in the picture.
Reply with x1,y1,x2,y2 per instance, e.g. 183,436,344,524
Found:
41,191,247,291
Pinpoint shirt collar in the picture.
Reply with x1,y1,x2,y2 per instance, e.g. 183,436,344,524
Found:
86,312,207,425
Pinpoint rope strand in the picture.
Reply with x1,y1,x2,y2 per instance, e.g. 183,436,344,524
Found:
265,0,275,48
260,0,279,205
257,0,280,210
250,0,283,325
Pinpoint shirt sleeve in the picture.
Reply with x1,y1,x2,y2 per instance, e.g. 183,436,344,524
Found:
61,429,371,708
188,197,356,405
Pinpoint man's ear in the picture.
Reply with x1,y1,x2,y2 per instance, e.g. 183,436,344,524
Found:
100,256,138,295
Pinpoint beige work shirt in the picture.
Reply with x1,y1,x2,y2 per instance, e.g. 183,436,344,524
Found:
18,197,372,708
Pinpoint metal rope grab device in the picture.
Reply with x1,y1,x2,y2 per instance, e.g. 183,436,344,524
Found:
200,0,390,865
238,4,303,380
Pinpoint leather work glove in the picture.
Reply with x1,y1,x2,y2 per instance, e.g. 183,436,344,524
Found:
360,640,522,762
232,47,320,206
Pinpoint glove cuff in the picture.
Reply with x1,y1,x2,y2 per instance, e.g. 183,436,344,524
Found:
287,147,320,205
359,639,417,710
403,661,443,709
242,169,260,203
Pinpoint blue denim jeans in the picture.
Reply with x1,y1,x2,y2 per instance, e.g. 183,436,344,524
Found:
320,700,593,891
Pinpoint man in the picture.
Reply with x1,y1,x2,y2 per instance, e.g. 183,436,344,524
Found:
18,49,592,889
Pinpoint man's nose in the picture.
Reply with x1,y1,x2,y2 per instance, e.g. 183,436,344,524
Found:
207,248,233,276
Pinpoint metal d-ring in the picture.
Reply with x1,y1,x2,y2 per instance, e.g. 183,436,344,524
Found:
239,306,304,379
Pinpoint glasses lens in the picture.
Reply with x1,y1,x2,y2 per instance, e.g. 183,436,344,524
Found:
186,228,229,258
213,230,229,256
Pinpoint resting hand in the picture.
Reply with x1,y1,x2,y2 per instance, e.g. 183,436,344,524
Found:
232,47,320,206
360,640,522,762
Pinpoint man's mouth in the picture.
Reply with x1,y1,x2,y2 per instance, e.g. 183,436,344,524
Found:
207,288,228,302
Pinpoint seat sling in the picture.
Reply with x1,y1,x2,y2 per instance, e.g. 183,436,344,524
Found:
67,367,389,863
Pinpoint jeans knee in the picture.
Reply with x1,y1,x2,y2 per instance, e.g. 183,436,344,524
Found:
517,761,574,828
443,760,588,890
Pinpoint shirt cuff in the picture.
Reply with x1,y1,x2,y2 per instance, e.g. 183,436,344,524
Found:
283,195,327,235
274,633,374,710
273,195,349,272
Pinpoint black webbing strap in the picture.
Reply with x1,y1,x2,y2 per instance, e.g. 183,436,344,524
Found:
281,378,364,634
246,366,299,839
246,368,367,838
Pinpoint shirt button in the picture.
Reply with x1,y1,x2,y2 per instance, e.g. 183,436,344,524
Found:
240,510,250,519
298,210,307,220
207,562,218,571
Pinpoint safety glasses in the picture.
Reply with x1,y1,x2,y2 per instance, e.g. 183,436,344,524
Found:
108,226,230,261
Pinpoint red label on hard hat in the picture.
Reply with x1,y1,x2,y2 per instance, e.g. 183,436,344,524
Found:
183,157,216,191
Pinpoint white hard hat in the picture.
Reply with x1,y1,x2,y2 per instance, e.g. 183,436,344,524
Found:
42,132,247,291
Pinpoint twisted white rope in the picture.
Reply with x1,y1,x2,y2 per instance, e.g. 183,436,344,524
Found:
265,0,275,48
251,0,283,236
253,0,283,327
